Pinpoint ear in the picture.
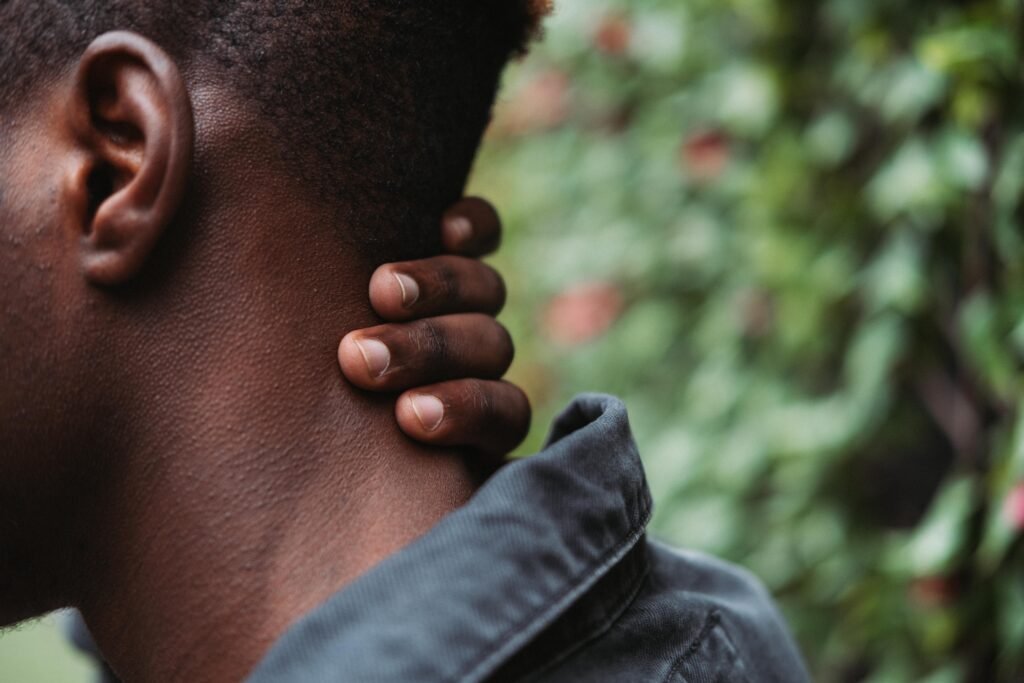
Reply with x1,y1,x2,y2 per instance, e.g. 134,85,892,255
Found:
68,31,193,286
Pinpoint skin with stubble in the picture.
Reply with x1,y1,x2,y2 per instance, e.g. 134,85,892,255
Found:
0,24,529,683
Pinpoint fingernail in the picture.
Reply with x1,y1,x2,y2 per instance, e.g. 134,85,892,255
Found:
355,339,390,377
446,216,472,245
394,273,420,308
410,395,445,432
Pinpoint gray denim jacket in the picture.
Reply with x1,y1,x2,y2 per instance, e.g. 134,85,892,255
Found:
73,395,810,682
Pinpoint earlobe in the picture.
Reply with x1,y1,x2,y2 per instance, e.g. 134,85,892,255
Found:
69,31,194,286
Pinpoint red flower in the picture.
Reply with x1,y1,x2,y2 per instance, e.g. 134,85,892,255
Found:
543,282,625,347
594,14,631,56
681,129,731,183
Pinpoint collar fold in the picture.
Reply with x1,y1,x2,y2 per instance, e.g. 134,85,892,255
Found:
248,394,653,683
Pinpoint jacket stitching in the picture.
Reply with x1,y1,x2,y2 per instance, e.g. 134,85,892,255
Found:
456,494,653,683
661,610,723,683
513,551,652,682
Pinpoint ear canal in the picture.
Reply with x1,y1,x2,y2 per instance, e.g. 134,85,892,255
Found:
85,164,119,229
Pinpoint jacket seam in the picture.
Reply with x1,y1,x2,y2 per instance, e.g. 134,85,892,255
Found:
456,494,653,683
661,610,723,683
513,549,652,682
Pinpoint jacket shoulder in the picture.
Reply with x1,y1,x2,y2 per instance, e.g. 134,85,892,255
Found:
641,540,809,682
525,540,809,683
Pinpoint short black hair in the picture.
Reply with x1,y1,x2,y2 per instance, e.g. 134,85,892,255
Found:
0,1,548,259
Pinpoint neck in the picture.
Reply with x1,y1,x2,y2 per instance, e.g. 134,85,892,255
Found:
74,184,475,682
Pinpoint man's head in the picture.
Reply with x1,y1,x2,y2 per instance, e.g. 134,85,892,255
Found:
1,0,547,255
0,0,546,628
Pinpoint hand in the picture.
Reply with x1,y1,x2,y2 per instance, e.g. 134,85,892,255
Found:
339,197,531,459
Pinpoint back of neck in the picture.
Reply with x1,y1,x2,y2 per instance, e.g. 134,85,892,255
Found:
76,197,476,682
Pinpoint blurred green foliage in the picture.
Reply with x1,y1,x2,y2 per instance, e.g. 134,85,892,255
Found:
0,615,95,681
471,0,1024,680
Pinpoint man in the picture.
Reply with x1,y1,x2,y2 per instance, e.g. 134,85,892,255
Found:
0,2,809,681
63,203,533,682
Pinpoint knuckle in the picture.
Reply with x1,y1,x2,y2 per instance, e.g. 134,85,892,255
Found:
433,260,460,302
469,380,496,421
416,319,450,366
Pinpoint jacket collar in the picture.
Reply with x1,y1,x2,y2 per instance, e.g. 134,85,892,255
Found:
248,394,653,683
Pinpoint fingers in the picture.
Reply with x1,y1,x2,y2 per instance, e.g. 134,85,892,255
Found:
339,314,514,392
342,195,526,459
367,198,507,321
442,196,502,257
369,255,507,322
395,380,531,456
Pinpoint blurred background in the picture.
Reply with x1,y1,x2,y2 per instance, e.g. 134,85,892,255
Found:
3,0,1024,680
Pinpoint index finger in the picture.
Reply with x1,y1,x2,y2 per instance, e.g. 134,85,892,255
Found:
442,196,502,257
